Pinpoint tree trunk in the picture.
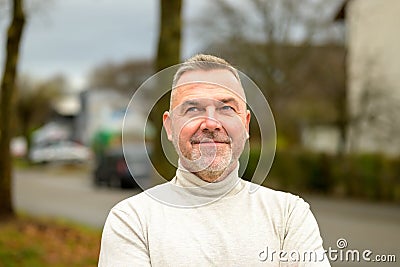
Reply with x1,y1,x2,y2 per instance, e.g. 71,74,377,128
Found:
156,0,182,71
150,0,182,180
336,51,348,156
0,0,26,220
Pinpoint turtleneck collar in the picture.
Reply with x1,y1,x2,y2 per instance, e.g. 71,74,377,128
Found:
170,160,245,199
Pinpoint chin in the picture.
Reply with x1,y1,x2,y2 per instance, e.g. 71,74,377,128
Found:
194,158,237,182
194,169,226,183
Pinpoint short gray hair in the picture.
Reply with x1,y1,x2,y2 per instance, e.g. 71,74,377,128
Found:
172,54,240,88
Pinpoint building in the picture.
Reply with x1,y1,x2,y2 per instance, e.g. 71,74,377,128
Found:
74,89,129,146
337,0,400,155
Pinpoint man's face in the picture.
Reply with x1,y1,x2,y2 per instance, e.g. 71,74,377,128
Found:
163,69,250,182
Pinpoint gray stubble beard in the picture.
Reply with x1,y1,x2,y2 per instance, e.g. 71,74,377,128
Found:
189,144,233,182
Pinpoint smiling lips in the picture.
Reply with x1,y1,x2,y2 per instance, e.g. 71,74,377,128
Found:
189,132,231,145
191,140,231,145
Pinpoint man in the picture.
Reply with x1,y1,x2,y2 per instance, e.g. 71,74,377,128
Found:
99,54,330,266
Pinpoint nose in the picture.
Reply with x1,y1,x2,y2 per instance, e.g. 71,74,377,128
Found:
200,108,221,131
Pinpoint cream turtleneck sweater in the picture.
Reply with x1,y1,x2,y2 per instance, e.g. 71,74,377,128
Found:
99,163,330,266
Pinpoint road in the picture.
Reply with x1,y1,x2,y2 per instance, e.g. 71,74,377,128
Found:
303,195,399,267
13,165,140,229
13,165,399,267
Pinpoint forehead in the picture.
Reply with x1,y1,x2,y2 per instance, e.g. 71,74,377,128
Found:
172,69,245,108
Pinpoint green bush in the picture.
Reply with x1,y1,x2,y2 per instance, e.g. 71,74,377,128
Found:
243,149,400,202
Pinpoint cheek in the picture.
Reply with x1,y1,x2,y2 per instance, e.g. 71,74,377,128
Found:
173,119,201,143
220,117,248,139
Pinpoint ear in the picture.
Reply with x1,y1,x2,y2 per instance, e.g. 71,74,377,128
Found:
245,110,251,139
163,111,173,141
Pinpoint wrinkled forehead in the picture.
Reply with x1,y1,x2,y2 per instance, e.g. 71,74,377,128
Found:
171,69,246,109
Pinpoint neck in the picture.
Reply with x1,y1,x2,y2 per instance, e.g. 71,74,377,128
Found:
173,160,244,200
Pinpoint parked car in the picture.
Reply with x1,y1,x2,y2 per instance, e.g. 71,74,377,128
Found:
30,140,91,164
93,144,151,188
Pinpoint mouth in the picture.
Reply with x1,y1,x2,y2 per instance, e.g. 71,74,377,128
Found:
191,140,230,145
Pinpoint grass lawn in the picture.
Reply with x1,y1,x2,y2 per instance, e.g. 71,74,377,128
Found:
0,215,101,267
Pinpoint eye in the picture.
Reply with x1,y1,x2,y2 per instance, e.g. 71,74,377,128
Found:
220,105,235,112
186,107,200,113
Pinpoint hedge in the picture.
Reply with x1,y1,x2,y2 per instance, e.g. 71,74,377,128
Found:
242,150,400,202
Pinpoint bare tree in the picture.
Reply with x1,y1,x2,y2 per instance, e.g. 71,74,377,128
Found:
195,0,347,150
290,44,347,154
15,75,64,158
0,0,26,219
88,60,154,95
155,0,182,71
348,74,400,155
149,0,182,179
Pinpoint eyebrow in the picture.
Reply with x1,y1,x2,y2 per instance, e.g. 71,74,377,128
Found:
219,97,240,108
179,100,200,113
177,97,242,114
218,97,240,109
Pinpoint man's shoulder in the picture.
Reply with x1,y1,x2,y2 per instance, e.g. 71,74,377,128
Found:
111,182,170,213
243,181,310,212
245,181,299,199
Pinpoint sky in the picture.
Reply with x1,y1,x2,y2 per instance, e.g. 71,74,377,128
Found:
0,0,343,90
0,0,208,89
